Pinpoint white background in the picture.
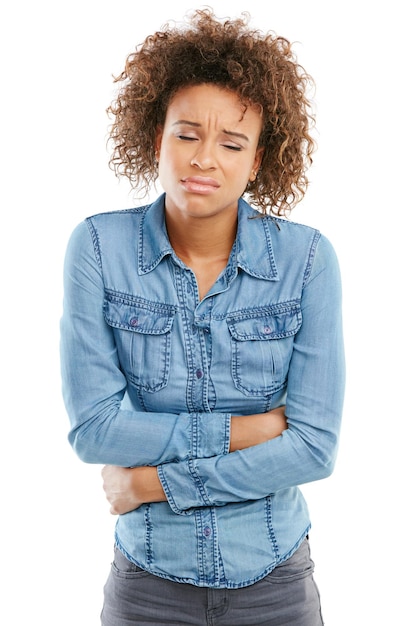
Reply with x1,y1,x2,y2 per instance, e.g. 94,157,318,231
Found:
1,1,415,623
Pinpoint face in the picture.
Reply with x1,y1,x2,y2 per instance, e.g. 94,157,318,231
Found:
155,84,264,221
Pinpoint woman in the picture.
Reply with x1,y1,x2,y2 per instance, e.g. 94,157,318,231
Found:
60,9,345,625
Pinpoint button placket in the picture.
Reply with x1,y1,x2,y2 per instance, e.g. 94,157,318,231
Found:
180,269,209,411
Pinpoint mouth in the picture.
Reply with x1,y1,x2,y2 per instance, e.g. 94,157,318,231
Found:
180,176,220,194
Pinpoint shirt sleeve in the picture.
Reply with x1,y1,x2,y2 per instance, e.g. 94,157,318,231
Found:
60,220,231,466
157,234,346,514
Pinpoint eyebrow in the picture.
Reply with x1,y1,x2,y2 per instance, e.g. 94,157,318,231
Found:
173,120,249,142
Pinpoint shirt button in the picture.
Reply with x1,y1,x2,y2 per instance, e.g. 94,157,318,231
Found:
263,325,272,334
196,369,203,379
129,317,139,327
203,526,211,537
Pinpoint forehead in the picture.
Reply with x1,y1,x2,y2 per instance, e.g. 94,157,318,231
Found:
165,84,263,130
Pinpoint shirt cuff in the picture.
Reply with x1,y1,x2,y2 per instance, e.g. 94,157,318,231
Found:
158,458,212,514
190,411,231,458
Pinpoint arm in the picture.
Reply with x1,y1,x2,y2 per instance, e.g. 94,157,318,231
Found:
102,406,288,514
60,220,230,466
146,235,345,514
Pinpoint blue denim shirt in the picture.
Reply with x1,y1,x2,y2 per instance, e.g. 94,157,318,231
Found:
60,193,345,588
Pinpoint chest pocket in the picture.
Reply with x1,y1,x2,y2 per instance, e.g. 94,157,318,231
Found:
104,290,177,392
227,302,301,396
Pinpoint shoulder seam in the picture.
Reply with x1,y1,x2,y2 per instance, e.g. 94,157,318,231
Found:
302,230,321,288
85,217,103,270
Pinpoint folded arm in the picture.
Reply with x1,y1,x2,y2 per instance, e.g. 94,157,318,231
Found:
102,406,288,514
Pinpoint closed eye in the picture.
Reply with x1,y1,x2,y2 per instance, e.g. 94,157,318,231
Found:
176,134,242,151
177,135,198,141
223,144,242,151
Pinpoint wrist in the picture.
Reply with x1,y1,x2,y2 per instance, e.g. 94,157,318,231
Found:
134,466,166,503
230,415,253,451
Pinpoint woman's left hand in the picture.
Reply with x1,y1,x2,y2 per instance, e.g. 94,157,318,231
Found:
101,465,166,515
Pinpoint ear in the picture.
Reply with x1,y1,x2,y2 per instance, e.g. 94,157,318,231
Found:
249,146,264,181
253,146,264,171
155,125,163,159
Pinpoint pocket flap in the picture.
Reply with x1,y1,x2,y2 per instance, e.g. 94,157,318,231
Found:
227,302,301,340
104,290,176,335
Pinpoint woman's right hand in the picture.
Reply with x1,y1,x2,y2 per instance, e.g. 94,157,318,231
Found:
229,406,287,452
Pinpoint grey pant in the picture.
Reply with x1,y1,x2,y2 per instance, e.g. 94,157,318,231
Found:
101,538,324,625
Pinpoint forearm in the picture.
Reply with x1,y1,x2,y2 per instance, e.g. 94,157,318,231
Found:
158,420,340,514
229,406,287,451
68,406,231,466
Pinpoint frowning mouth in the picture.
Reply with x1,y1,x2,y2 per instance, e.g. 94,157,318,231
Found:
180,176,220,194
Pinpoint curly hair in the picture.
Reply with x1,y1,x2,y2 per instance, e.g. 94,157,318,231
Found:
107,9,316,215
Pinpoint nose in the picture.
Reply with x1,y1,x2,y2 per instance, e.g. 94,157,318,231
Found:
190,141,216,170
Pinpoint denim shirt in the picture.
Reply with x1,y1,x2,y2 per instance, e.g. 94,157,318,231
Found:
60,193,345,589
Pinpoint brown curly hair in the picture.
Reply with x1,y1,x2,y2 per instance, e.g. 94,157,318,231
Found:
107,9,316,215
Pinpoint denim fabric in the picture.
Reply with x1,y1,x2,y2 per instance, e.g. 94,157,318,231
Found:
101,539,324,625
60,193,345,588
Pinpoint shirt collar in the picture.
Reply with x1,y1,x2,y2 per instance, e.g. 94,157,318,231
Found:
137,194,173,275
138,193,280,281
235,197,280,281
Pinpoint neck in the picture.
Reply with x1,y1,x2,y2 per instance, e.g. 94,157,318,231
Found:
165,208,237,265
